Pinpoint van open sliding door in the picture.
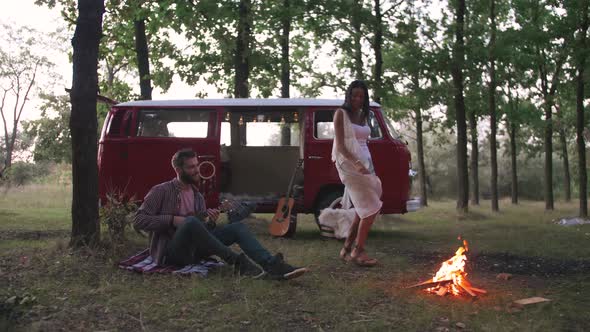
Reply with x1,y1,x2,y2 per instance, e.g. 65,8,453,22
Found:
126,107,222,207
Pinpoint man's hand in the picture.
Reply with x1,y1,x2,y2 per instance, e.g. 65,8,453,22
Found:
172,216,186,227
206,208,220,222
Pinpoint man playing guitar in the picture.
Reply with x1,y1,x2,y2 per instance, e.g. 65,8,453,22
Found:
134,148,308,280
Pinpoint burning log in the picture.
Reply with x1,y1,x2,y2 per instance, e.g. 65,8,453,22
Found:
410,239,487,297
406,279,452,289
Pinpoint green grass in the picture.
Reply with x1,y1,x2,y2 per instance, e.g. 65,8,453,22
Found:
2,184,590,331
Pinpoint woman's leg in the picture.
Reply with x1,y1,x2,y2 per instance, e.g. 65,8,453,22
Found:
340,213,360,260
350,211,379,266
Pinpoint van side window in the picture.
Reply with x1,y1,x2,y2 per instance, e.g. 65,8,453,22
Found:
368,111,382,139
221,111,300,146
107,110,125,136
137,109,214,138
314,110,335,139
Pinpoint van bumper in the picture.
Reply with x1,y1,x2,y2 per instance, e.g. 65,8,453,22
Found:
405,197,421,212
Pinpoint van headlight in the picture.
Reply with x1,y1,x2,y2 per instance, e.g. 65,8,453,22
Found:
408,162,417,177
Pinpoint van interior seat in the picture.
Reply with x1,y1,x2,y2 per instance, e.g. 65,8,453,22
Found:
224,146,301,196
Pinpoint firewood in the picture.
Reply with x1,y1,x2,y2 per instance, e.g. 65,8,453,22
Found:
513,297,551,306
461,279,487,294
407,279,452,289
457,283,476,297
436,286,448,296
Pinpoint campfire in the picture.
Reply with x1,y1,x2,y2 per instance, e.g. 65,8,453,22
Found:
409,238,487,297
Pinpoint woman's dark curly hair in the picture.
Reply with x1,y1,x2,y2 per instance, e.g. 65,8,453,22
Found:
341,80,370,124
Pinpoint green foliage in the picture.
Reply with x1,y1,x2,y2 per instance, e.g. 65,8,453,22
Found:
99,189,138,245
0,161,50,187
0,22,57,171
22,94,71,163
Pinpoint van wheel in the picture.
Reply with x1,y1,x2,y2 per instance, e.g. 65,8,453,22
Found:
314,190,344,238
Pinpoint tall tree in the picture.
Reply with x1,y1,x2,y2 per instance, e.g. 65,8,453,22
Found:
488,0,499,211
279,0,291,98
514,0,569,210
0,24,52,176
567,0,589,217
38,0,176,102
372,0,383,103
384,2,443,207
235,0,252,97
451,0,469,212
555,103,571,201
69,0,105,247
134,18,152,100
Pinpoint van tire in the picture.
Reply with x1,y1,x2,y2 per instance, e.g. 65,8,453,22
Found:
314,190,344,237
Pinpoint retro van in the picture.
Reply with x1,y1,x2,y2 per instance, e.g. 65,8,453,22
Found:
98,99,417,235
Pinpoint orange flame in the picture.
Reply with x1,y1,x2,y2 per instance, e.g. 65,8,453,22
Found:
424,239,486,297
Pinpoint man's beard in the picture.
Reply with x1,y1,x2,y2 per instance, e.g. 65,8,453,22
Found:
180,170,199,185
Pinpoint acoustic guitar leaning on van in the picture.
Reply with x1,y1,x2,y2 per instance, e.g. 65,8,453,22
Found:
269,159,303,237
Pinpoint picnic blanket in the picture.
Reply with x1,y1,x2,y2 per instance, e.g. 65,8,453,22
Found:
118,249,224,277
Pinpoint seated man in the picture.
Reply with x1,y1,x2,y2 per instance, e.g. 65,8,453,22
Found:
134,148,308,280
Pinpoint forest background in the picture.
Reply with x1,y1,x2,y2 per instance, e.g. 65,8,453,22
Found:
0,0,588,220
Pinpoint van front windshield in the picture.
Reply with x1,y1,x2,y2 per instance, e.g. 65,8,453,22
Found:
380,110,401,140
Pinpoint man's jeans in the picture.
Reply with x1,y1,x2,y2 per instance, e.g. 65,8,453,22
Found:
165,216,273,267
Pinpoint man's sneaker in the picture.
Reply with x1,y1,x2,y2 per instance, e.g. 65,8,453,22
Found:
263,253,308,280
234,253,265,278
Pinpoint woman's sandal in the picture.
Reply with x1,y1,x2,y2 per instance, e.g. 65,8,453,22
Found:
339,245,353,262
350,247,378,267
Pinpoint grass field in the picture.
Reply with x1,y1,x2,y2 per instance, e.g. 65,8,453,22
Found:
2,184,590,331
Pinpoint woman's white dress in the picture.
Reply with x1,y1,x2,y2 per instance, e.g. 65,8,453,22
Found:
331,109,383,218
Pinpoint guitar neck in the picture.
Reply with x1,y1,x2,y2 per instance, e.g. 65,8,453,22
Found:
284,160,303,200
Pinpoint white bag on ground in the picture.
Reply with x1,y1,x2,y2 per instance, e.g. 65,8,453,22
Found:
318,197,356,239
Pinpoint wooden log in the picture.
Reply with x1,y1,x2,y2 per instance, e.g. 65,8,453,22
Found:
468,286,487,294
460,279,487,294
406,279,452,289
513,297,551,306
457,283,476,297
436,286,448,296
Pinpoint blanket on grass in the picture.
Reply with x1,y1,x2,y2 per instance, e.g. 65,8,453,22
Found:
118,249,224,277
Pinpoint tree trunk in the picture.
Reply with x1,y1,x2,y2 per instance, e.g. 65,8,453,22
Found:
576,2,589,217
489,0,499,211
372,0,383,103
509,120,518,204
134,19,152,100
69,0,104,248
469,111,478,205
507,76,519,205
352,0,364,80
413,71,427,206
558,129,571,201
234,0,251,98
452,0,469,213
280,0,290,98
416,107,427,207
543,101,554,210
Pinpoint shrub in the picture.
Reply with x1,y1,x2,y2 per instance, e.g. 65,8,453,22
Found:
1,162,50,187
100,189,138,245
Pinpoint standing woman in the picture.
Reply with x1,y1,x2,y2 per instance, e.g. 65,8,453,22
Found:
333,80,383,267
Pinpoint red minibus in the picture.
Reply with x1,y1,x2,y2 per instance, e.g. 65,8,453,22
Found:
98,99,418,235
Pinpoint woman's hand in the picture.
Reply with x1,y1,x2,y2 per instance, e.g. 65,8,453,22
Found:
353,159,370,174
